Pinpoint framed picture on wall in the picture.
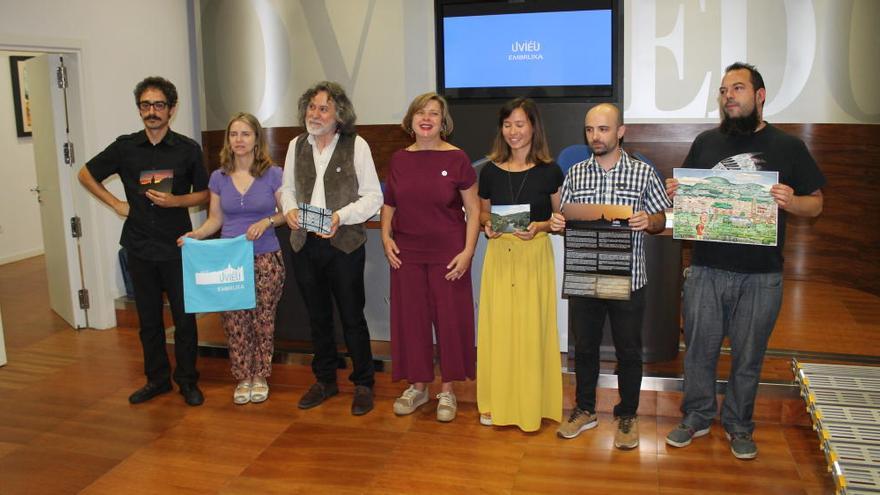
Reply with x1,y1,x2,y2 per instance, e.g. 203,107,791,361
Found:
9,55,34,137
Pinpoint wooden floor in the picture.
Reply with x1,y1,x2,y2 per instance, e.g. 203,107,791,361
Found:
0,256,851,494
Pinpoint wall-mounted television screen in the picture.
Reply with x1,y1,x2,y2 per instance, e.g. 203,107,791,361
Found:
436,0,620,100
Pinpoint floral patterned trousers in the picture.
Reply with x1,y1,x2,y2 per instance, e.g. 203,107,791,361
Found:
222,250,285,380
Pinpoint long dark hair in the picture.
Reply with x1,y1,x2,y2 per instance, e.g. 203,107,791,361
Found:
486,97,552,165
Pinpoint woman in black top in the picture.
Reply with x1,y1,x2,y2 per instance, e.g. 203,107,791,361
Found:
476,98,563,431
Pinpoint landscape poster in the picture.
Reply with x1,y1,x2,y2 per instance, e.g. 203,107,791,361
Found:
673,169,778,246
561,203,634,301
490,204,530,233
562,203,632,229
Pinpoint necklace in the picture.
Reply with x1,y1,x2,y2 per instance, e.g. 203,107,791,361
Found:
505,162,532,204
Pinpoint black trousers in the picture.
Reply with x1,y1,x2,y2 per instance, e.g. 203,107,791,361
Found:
126,253,199,385
569,287,645,417
290,237,375,387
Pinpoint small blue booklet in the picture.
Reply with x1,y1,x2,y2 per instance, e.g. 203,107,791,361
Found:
298,202,333,235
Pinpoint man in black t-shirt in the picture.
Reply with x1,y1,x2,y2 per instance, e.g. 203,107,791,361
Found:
78,77,209,406
664,63,825,460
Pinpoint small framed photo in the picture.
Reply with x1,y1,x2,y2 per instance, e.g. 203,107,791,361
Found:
9,56,34,138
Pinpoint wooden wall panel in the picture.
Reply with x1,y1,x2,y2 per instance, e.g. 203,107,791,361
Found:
625,123,880,296
203,123,880,296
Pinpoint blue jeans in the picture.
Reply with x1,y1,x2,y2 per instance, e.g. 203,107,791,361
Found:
680,266,782,434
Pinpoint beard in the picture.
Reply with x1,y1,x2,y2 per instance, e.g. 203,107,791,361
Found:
720,105,760,136
590,141,615,156
306,121,336,136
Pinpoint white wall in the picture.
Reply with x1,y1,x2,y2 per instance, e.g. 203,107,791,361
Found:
197,0,879,128
623,0,880,123
0,0,201,328
0,51,44,264
197,0,435,130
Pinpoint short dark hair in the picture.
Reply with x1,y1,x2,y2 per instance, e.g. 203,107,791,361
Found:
297,81,357,135
133,76,178,108
725,62,765,92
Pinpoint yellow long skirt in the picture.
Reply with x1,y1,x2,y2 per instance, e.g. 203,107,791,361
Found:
477,232,562,432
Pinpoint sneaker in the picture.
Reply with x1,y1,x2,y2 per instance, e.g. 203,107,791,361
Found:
725,430,758,460
393,385,429,415
479,413,493,426
436,391,457,422
556,408,598,439
233,380,252,405
665,423,711,448
614,415,640,449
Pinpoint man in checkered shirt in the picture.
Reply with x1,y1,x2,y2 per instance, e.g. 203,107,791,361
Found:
550,103,670,450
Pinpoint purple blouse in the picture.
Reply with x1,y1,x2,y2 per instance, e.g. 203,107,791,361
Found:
208,166,282,255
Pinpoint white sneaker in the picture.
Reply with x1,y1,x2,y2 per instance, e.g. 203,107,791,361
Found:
479,413,493,426
436,391,457,422
393,385,429,415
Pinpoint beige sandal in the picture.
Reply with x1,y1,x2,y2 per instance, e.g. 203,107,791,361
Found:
233,380,252,405
250,377,269,403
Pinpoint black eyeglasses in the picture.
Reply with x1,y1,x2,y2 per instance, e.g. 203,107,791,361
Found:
138,100,169,111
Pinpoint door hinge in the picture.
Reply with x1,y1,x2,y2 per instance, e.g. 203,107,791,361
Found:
78,289,90,310
63,141,75,165
56,65,68,89
70,216,82,238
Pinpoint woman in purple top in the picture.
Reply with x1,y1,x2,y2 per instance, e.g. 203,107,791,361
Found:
381,93,481,422
180,113,285,405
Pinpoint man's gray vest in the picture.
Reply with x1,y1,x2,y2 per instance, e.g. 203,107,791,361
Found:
289,133,366,254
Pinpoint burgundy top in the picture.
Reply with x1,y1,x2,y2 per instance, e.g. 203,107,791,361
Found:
384,149,476,264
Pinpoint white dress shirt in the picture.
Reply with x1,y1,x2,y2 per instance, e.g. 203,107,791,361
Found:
279,133,383,225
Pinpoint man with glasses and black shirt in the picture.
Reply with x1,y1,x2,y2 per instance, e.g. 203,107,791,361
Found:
78,76,209,406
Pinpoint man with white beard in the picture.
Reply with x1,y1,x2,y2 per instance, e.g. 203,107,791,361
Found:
279,81,383,416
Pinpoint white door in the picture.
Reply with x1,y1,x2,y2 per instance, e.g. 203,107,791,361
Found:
27,54,88,329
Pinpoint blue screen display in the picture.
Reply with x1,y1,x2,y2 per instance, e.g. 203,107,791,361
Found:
443,10,612,89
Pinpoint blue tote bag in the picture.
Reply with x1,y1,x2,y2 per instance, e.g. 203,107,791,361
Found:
182,235,256,313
